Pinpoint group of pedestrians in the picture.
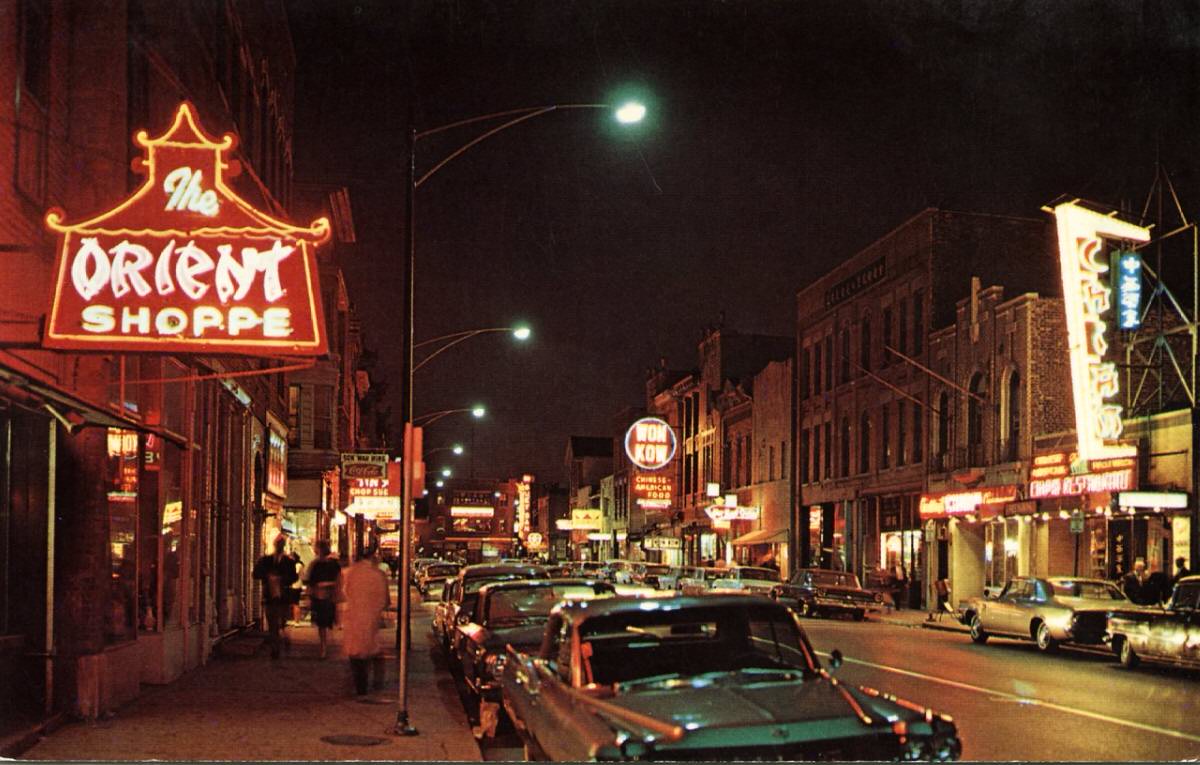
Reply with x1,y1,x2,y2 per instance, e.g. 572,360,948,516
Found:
1120,556,1192,606
251,535,391,695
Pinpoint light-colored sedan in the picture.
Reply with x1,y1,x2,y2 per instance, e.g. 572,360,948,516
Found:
959,576,1136,652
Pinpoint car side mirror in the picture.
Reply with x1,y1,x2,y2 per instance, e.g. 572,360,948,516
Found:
829,649,844,669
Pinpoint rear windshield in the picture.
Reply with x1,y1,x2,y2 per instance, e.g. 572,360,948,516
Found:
1049,580,1125,600
809,571,860,588
736,568,779,582
486,584,611,625
644,565,670,576
424,564,458,577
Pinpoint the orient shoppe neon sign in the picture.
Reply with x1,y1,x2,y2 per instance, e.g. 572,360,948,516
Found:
43,102,330,356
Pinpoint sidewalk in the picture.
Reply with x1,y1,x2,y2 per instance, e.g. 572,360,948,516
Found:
17,613,479,762
874,606,969,634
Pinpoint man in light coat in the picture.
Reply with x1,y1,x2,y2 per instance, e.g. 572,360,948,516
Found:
343,546,390,695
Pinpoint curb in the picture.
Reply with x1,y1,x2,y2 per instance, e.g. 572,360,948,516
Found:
0,712,68,759
876,617,969,634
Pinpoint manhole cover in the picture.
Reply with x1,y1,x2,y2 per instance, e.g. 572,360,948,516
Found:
321,734,388,746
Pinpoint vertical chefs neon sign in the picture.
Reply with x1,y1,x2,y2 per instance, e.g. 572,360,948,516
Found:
1052,203,1150,463
43,102,330,355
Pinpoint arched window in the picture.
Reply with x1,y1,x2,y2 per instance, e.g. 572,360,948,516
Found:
860,314,872,373
937,391,950,469
967,372,986,465
859,410,872,474
839,417,851,478
1005,371,1021,461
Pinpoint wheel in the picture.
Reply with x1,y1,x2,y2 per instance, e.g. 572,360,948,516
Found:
852,609,865,622
1119,638,1141,669
1034,621,1058,653
969,614,989,644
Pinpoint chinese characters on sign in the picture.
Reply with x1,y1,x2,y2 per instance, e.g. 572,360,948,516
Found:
1051,202,1149,462
1113,251,1143,330
340,453,398,520
43,102,329,355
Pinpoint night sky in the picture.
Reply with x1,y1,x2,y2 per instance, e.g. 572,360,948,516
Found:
288,0,1200,483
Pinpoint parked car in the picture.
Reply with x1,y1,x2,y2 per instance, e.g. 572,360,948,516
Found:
772,568,882,620
635,563,673,589
677,566,724,595
499,594,962,761
708,565,781,595
417,562,460,598
1105,574,1199,670
456,578,617,734
431,563,547,655
959,576,1137,652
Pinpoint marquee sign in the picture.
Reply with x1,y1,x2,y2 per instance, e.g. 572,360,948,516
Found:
44,102,330,355
1051,202,1149,463
919,486,1017,518
705,504,761,522
625,417,677,471
570,508,603,530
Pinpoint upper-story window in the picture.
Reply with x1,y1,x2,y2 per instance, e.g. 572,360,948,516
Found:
898,298,909,356
912,289,925,355
839,327,850,385
898,401,908,466
15,0,51,203
800,347,810,400
824,335,833,390
881,405,891,469
314,384,333,450
936,391,950,469
967,373,986,465
839,417,851,478
913,397,924,463
858,411,871,474
881,308,893,366
813,342,823,395
812,425,821,483
860,315,871,374
286,384,302,448
1004,370,1021,462
800,429,810,484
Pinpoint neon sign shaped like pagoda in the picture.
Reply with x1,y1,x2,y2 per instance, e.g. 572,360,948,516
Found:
44,102,330,356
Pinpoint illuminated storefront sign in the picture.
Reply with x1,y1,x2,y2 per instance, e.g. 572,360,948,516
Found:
1052,202,1149,462
624,417,677,471
341,454,399,520
450,506,495,518
643,536,682,550
44,102,329,355
1117,491,1188,509
1113,251,1143,330
555,518,574,531
705,504,761,522
919,486,1018,518
570,508,603,530
633,471,673,508
515,476,532,537
1028,451,1136,499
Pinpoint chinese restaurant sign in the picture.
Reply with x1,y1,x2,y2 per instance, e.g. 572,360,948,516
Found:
44,102,330,355
1027,451,1136,499
624,417,677,471
633,471,673,509
340,453,399,520
1051,202,1149,463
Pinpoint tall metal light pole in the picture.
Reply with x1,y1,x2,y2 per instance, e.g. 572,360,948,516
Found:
393,100,645,738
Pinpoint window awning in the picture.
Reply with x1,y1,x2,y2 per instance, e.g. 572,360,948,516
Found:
0,364,173,438
732,527,789,546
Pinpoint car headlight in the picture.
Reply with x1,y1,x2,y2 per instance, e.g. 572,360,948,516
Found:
484,652,507,678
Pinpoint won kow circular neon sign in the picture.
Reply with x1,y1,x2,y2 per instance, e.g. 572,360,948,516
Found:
624,416,677,471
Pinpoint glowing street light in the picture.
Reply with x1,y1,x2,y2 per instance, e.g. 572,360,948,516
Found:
471,406,486,418
414,406,487,427
512,326,532,341
615,101,647,124
441,467,452,478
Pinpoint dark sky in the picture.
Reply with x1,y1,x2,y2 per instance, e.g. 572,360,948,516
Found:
288,0,1200,483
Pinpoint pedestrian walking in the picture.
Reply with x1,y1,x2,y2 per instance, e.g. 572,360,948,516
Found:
343,545,390,695
303,540,341,659
1172,557,1192,589
252,535,299,659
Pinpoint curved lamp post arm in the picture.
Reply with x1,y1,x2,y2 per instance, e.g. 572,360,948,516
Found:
414,334,479,373
415,103,611,189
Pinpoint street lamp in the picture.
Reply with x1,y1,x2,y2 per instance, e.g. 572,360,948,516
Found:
413,325,531,373
394,100,646,737
440,467,452,478
413,405,487,427
423,443,464,459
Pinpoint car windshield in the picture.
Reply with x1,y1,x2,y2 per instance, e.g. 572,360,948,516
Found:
1171,583,1200,610
487,585,609,625
424,564,458,578
1049,580,1125,600
579,604,817,687
644,565,670,576
809,571,861,587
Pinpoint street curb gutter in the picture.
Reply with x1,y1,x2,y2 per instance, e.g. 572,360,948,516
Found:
876,617,969,635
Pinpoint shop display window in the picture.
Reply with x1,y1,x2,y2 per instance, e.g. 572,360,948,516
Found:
105,428,140,644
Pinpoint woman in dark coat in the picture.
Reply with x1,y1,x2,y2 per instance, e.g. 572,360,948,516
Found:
304,540,341,659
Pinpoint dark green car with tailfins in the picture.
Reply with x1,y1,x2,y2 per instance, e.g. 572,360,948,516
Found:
499,594,962,761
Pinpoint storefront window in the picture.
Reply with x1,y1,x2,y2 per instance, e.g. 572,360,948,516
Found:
105,429,139,644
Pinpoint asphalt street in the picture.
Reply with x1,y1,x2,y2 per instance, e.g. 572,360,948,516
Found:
802,617,1200,761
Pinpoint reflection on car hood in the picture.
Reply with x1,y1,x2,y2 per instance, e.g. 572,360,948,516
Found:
609,675,908,731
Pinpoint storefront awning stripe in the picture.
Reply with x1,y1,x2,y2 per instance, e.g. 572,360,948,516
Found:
732,528,789,546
